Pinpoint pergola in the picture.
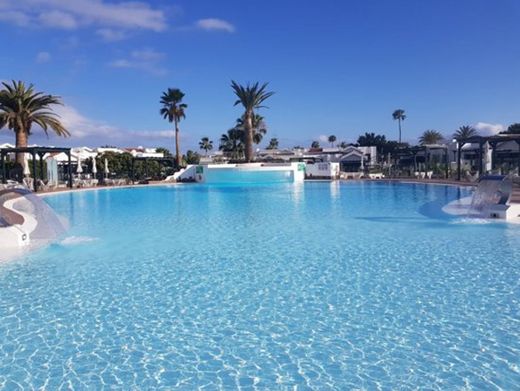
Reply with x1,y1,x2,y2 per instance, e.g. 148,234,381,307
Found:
393,145,449,178
456,134,520,180
1,146,73,192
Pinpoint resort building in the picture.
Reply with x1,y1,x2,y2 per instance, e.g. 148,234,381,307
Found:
337,146,378,172
305,161,340,179
123,147,165,158
456,137,520,175
255,148,303,162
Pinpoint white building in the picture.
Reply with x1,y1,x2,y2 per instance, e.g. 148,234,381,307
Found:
124,147,164,158
301,146,378,172
450,135,520,175
255,148,302,162
305,162,340,179
95,147,124,155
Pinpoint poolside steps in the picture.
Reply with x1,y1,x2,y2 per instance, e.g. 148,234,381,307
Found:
509,176,520,204
510,186,520,204
164,165,196,182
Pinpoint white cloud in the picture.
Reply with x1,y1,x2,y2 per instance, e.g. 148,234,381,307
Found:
96,28,127,42
51,104,175,144
0,11,31,26
0,0,167,32
318,135,329,143
39,10,78,29
109,49,167,76
110,59,132,68
131,48,165,62
196,18,235,33
36,51,51,63
473,122,505,136
53,105,117,139
130,130,175,139
0,96,174,145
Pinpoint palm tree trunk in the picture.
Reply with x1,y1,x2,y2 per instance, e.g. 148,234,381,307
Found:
15,130,28,166
174,119,181,167
244,111,254,162
398,119,402,144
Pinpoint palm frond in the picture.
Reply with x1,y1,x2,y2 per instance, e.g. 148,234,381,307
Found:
159,88,187,124
0,80,68,140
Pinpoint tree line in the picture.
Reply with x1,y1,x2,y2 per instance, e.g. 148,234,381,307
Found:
3,80,520,170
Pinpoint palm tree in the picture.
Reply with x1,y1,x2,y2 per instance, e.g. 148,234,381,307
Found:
503,123,520,134
357,132,386,146
231,81,274,162
199,137,213,156
236,114,267,145
160,88,187,167
392,109,406,143
0,80,69,165
328,135,337,147
453,125,478,142
266,138,279,150
184,150,200,165
339,141,349,149
219,128,244,160
419,130,444,145
311,141,320,149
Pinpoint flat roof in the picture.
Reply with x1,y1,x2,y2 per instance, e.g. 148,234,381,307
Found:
0,146,71,154
463,134,520,144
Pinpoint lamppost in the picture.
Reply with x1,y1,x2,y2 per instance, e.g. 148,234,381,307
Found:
452,138,462,181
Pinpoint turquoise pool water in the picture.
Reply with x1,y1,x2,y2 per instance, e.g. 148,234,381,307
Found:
1,182,519,389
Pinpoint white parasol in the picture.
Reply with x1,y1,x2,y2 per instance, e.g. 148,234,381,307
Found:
76,157,83,174
23,154,31,176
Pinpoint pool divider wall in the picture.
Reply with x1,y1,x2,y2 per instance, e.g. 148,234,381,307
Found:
183,163,306,184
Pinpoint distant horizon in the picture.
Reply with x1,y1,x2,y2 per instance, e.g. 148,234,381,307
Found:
1,0,519,151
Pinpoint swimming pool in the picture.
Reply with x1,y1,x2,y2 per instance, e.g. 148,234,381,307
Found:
0,182,519,389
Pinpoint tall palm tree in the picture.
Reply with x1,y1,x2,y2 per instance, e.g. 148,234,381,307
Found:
199,137,213,155
0,80,69,165
231,81,274,162
392,109,406,143
236,114,267,145
266,138,279,150
160,88,187,167
328,135,337,147
453,125,478,142
419,130,444,145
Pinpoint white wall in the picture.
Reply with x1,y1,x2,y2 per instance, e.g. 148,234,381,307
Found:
305,162,340,178
189,163,305,183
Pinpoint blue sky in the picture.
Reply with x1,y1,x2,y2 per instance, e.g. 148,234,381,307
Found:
1,0,519,151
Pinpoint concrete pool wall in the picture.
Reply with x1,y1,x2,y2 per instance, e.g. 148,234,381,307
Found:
178,162,306,183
